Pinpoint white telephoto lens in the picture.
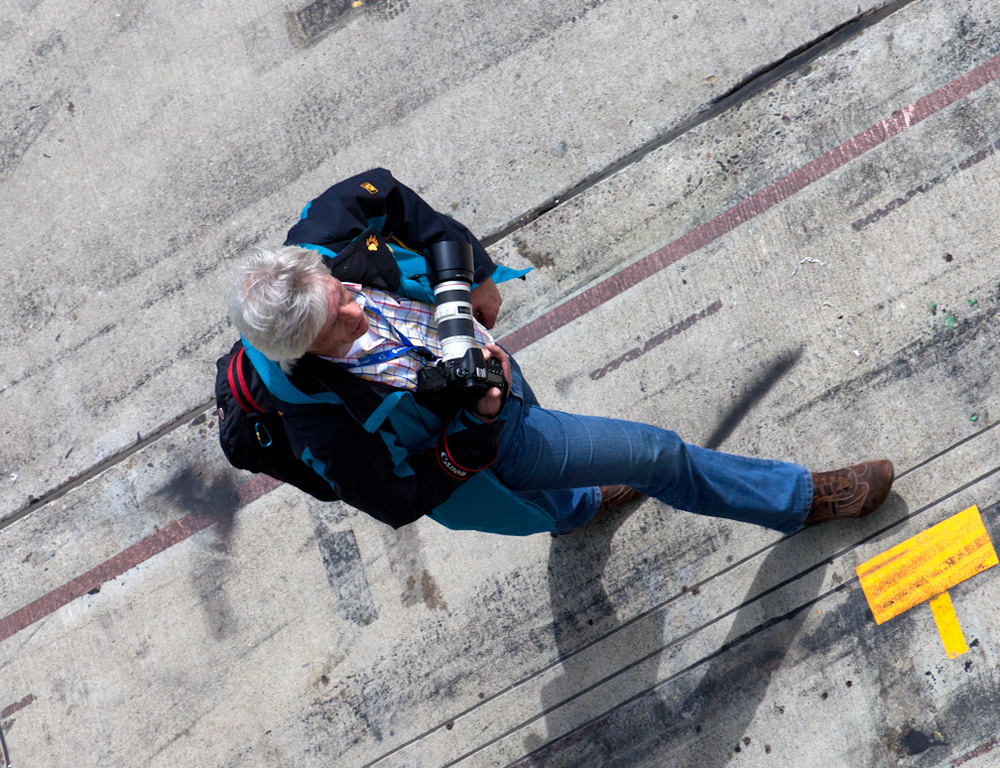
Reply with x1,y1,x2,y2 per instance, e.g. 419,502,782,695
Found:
433,281,476,361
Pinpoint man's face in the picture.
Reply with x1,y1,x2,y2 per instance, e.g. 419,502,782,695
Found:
307,276,369,358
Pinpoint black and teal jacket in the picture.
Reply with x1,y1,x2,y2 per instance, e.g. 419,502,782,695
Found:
285,166,500,304
244,169,558,535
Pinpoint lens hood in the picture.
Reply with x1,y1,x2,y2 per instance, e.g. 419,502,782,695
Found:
425,241,474,285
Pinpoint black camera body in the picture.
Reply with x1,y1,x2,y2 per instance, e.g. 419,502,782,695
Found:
416,241,508,413
416,346,507,412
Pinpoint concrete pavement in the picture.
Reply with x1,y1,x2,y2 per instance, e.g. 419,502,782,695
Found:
3,0,1000,765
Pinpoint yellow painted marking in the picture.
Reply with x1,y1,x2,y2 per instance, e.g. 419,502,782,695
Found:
929,592,969,659
856,505,997,625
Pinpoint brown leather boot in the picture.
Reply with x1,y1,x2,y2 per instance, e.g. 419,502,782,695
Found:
804,460,894,526
598,485,645,515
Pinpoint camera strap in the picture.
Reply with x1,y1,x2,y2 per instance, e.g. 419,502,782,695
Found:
336,302,436,370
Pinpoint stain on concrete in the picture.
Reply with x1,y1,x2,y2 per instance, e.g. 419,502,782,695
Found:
0,28,77,180
381,524,441,610
156,467,242,638
783,285,1000,423
312,524,378,626
0,88,63,177
553,373,576,399
406,570,447,611
294,0,360,40
512,235,557,269
0,694,35,721
920,651,1000,767
303,667,393,753
900,727,944,755
240,13,293,74
0,693,36,735
294,0,409,41
370,0,410,21
517,545,829,768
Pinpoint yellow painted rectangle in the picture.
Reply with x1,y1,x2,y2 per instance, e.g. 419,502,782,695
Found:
929,591,969,659
856,505,998,624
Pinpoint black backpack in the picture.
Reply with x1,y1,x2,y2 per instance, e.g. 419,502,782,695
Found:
215,340,341,501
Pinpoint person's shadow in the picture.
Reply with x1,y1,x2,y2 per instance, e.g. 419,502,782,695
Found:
519,349,828,766
155,466,242,640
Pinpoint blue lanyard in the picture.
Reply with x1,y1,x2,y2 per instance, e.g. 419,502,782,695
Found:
336,300,436,370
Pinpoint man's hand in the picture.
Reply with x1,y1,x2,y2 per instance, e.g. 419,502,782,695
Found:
474,343,513,421
470,277,502,329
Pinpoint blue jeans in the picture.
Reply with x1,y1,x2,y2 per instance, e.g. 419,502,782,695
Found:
494,361,812,535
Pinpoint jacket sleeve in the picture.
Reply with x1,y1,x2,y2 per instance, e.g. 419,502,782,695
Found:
286,405,504,529
284,167,498,285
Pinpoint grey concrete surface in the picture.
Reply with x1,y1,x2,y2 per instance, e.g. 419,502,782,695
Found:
4,0,1000,766
0,0,889,523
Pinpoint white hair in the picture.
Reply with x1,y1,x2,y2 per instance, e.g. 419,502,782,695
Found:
228,245,329,374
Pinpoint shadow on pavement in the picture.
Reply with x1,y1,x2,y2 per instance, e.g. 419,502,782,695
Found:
515,349,817,766
155,466,241,639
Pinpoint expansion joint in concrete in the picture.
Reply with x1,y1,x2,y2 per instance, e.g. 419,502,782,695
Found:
1,399,216,532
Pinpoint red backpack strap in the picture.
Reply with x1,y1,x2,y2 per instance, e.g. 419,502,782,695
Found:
234,347,265,414
227,350,252,414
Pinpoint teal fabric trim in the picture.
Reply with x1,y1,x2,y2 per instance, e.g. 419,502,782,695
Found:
241,339,344,406
368,213,387,232
300,447,339,492
388,243,435,303
362,390,407,434
449,409,507,437
385,395,443,450
399,275,435,304
428,472,557,535
385,242,530,300
298,242,339,260
299,201,312,220
490,264,532,284
379,432,415,478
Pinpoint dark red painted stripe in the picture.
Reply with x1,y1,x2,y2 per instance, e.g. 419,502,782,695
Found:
0,473,281,645
590,299,723,380
499,50,1000,354
0,695,35,721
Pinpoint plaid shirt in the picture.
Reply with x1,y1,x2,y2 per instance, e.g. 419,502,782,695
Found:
329,283,495,391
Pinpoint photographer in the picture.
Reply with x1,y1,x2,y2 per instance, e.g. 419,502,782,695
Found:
227,168,893,536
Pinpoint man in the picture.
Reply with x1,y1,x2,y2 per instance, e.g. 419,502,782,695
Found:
227,168,894,536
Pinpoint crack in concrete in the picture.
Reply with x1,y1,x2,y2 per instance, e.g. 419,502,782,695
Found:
0,400,216,533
